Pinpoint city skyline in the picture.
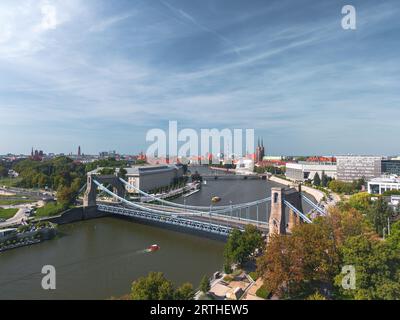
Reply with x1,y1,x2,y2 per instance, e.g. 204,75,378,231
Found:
1,0,400,155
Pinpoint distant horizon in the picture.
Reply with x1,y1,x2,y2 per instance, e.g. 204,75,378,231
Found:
2,149,400,158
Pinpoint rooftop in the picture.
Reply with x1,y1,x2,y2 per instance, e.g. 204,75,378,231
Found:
369,175,400,183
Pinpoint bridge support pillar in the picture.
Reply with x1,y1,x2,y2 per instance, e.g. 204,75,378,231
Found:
112,185,126,202
269,187,286,238
83,175,97,207
287,208,302,233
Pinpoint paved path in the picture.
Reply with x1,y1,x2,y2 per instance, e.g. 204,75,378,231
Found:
0,202,38,228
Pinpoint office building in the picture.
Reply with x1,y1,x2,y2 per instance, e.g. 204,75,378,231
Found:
336,155,382,182
382,159,400,176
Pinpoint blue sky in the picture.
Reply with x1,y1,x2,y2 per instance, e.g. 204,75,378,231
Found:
0,0,399,156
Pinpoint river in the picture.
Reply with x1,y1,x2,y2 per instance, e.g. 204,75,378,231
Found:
0,166,314,299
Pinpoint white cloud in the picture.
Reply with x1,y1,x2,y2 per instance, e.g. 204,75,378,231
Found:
36,2,58,32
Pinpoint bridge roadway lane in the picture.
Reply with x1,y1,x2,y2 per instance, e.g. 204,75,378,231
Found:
186,214,269,233
113,202,270,234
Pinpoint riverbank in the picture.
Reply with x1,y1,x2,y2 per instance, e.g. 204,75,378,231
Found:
37,206,108,225
0,222,57,253
269,175,325,202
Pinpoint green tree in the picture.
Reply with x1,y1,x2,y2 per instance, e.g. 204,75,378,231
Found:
352,177,366,191
56,186,75,207
313,173,321,186
387,221,400,251
130,272,175,300
348,192,372,212
199,275,210,294
99,167,115,175
0,165,7,177
366,197,392,237
321,171,328,187
118,167,127,180
174,282,194,300
334,235,400,300
224,226,264,268
257,207,370,299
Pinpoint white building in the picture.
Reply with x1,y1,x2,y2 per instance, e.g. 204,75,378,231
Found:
125,164,184,193
367,175,400,195
235,158,254,174
285,161,337,182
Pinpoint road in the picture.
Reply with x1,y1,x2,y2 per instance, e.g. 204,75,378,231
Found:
0,206,28,228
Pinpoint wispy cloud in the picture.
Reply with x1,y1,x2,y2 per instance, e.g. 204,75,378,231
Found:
0,0,399,155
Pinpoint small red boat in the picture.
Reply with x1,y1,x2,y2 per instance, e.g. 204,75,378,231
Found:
146,244,160,252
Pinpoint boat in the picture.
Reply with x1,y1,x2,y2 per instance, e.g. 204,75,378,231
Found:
146,244,160,252
211,196,221,203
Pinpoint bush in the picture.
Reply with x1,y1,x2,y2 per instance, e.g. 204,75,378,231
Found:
249,271,258,281
223,275,234,282
255,285,270,299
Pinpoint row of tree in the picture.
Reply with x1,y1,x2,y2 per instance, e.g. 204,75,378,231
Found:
0,165,8,178
257,202,400,299
130,272,211,300
327,178,366,194
11,156,131,207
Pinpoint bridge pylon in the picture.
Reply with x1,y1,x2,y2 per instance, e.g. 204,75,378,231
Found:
83,174,97,207
83,173,126,207
269,187,286,237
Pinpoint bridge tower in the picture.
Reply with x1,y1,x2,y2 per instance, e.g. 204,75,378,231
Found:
83,174,97,207
269,187,286,237
83,174,126,207
285,184,304,233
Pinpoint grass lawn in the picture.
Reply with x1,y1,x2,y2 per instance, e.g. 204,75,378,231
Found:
255,285,270,299
0,199,33,205
35,202,66,218
0,177,22,188
0,208,18,220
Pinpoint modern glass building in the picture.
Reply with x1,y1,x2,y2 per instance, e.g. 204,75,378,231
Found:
382,160,400,176
336,156,382,182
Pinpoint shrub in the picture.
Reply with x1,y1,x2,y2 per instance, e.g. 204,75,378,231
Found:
249,271,258,281
255,285,270,299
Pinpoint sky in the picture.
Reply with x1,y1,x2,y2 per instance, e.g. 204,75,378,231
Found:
0,0,399,156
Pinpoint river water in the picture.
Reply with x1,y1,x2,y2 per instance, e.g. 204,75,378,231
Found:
0,166,313,299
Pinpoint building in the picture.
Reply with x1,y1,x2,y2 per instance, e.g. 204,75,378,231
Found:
255,138,265,163
125,164,184,193
336,155,382,182
285,161,337,182
235,158,254,174
367,175,400,195
382,159,400,176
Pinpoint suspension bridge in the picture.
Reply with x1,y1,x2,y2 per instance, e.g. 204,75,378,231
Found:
83,173,326,237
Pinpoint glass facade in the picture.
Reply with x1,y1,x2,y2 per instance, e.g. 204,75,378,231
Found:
382,160,400,176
